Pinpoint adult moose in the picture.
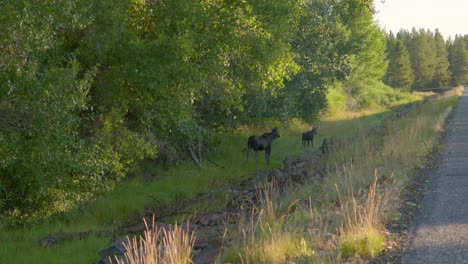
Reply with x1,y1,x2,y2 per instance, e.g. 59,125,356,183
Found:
247,127,280,165
302,126,318,147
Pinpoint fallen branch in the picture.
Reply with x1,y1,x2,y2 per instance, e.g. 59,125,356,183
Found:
144,209,195,220
206,157,225,169
188,144,203,169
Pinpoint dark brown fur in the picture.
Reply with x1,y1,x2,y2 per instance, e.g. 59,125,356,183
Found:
302,126,318,147
247,127,280,165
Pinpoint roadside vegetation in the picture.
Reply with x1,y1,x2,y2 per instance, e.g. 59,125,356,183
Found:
0,86,426,264
2,0,468,263
220,87,463,263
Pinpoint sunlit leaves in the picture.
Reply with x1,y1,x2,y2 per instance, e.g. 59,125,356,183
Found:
0,0,394,223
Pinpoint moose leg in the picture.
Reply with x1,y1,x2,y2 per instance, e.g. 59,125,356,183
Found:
266,147,271,165
255,150,259,169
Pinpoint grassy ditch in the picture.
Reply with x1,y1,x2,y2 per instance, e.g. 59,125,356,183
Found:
0,91,428,263
220,87,462,263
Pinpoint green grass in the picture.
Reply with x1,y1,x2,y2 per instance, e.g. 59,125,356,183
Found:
0,224,109,264
0,93,426,263
341,228,385,259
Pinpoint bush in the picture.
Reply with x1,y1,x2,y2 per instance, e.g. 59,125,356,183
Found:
341,228,385,259
325,83,347,114
351,80,420,108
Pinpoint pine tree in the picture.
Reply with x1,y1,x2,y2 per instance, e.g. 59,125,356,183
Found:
384,37,414,90
405,29,436,89
432,30,450,87
450,36,468,85
447,36,456,85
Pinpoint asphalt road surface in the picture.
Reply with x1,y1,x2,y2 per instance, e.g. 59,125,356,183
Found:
403,88,468,263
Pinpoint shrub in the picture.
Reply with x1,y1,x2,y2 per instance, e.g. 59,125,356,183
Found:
111,217,195,264
326,83,347,114
338,177,387,260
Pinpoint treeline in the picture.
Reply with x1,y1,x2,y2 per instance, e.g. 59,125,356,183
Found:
0,0,435,223
384,28,468,90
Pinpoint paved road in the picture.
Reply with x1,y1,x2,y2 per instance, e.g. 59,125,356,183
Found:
403,88,468,263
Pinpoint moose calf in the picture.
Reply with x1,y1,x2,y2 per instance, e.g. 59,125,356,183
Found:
302,126,318,147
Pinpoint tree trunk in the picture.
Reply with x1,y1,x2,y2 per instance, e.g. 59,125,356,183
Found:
188,144,203,169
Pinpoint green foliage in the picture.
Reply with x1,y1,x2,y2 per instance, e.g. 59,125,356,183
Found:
277,0,354,124
0,0,107,219
393,28,452,89
1,0,307,223
336,0,388,86
404,29,437,89
1,0,446,225
86,0,303,143
94,108,157,179
384,35,414,90
432,30,451,87
351,80,419,108
0,0,156,223
1,63,95,220
325,83,348,115
384,28,459,89
448,35,468,85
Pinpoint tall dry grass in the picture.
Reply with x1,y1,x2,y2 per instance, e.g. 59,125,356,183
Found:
219,88,462,263
337,174,387,258
330,89,460,260
223,181,314,263
225,88,461,262
442,85,464,97
111,216,195,264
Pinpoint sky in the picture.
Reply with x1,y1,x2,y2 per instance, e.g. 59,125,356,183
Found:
373,0,468,39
